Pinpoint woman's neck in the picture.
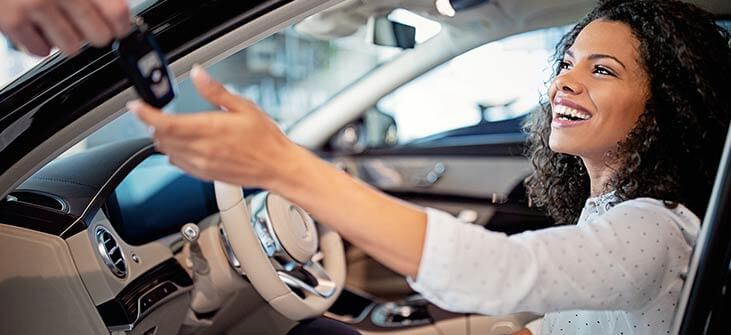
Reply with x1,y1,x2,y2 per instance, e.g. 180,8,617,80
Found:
581,157,618,197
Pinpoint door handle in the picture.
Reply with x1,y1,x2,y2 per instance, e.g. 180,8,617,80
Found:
412,162,446,187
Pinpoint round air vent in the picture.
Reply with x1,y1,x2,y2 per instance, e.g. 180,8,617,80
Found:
95,226,127,278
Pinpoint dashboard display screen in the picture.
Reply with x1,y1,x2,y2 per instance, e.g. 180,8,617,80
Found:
105,155,216,245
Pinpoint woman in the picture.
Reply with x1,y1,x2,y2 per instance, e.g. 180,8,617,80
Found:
127,0,731,334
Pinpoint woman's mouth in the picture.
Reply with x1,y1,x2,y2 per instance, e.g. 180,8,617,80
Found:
552,104,592,128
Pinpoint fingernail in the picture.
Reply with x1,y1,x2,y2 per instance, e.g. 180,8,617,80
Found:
191,64,213,84
126,100,141,111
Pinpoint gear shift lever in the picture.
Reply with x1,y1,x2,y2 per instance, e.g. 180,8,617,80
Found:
180,223,225,316
181,223,209,275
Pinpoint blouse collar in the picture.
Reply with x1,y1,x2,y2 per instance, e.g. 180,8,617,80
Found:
581,190,620,221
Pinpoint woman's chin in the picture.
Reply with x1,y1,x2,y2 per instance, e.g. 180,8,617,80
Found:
548,138,576,155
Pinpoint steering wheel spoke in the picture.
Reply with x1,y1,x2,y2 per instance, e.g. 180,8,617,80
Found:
278,260,336,299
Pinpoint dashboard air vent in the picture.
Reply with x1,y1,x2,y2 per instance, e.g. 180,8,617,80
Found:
95,226,127,278
7,191,66,211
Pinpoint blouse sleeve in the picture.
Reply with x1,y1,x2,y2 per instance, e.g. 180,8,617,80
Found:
407,200,695,316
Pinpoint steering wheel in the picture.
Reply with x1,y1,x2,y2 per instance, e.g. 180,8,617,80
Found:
214,181,346,320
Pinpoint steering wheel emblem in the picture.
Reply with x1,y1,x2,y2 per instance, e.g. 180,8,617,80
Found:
289,206,310,240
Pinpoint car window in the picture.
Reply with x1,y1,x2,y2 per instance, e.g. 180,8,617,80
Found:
372,26,571,145
53,8,440,159
169,26,403,128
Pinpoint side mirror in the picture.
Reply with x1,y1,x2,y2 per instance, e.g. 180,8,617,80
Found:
367,16,416,49
364,109,398,147
330,123,365,154
329,109,398,153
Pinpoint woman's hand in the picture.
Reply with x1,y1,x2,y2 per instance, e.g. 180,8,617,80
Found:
128,65,303,191
129,65,428,279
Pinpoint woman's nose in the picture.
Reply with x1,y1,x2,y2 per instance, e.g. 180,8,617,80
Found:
553,73,583,95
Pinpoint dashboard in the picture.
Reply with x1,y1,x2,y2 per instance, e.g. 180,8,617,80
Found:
103,154,217,246
0,138,208,333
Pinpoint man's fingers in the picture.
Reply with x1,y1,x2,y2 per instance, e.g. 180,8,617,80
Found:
6,24,51,56
190,65,252,112
89,0,130,38
59,0,114,47
29,5,82,55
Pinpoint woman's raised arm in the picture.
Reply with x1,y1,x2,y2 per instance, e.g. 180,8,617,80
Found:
129,65,428,278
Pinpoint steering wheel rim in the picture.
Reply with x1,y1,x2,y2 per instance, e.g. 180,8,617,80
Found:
214,181,346,320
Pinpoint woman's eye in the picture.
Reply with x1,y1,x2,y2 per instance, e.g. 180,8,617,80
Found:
594,65,615,76
558,61,571,71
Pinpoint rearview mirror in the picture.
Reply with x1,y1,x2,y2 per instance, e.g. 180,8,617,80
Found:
367,16,416,49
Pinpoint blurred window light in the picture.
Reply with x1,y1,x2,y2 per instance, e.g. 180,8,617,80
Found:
376,26,571,144
435,0,456,17
435,0,489,17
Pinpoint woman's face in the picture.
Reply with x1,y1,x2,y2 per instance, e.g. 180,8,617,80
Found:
548,20,650,161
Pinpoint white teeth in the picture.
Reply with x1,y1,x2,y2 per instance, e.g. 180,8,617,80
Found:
555,105,591,120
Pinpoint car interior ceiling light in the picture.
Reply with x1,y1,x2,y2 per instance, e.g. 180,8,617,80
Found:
435,0,489,17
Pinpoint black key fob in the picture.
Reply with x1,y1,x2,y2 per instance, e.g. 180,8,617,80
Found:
113,18,176,108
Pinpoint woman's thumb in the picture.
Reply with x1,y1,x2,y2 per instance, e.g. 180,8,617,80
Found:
190,65,244,110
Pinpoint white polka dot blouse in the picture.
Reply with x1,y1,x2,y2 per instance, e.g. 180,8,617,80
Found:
407,192,699,335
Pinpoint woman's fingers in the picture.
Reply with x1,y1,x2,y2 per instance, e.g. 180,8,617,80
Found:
190,65,251,112
166,155,213,182
128,100,221,138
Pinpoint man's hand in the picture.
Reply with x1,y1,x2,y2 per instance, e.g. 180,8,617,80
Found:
0,0,131,56
127,65,302,190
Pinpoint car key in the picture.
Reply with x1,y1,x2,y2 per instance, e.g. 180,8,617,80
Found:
113,18,177,108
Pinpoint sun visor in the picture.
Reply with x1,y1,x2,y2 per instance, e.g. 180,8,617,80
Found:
294,10,368,40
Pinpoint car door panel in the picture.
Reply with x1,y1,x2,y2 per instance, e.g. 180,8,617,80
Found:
336,156,530,199
326,137,554,299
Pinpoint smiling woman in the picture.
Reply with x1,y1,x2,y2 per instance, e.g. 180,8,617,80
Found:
549,20,651,194
525,0,731,228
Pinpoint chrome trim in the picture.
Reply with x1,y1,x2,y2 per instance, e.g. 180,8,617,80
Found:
325,302,375,325
249,192,288,259
277,260,336,299
371,298,431,328
60,144,155,237
95,226,127,278
218,221,243,274
107,280,192,333
7,190,69,212
250,191,336,298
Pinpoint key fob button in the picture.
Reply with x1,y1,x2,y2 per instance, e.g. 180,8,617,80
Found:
151,69,163,84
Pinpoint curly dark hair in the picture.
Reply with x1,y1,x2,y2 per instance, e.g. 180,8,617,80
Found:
524,0,731,224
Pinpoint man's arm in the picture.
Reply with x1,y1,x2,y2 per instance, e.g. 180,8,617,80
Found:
0,0,131,56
